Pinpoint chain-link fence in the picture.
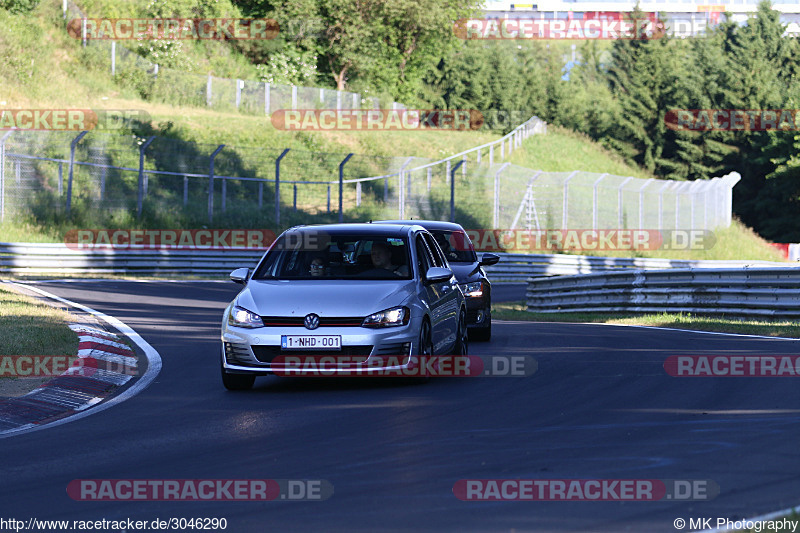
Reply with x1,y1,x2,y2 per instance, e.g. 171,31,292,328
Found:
0,129,417,226
0,116,738,234
64,2,405,115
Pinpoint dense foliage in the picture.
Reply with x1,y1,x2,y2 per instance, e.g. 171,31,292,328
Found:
2,0,796,239
230,0,800,240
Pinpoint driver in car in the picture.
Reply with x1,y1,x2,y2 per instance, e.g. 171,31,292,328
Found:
370,241,409,276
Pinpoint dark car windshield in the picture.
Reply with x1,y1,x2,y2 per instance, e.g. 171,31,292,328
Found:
253,231,412,280
429,230,478,263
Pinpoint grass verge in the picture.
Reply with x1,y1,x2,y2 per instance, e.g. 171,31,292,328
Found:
0,285,80,396
493,301,800,338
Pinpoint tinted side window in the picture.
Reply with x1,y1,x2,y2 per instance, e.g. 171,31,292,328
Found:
415,235,433,277
422,233,445,268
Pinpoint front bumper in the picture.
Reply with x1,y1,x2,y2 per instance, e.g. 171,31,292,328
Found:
464,296,490,329
221,323,419,375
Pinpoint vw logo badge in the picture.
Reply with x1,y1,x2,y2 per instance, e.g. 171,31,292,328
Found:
304,313,320,330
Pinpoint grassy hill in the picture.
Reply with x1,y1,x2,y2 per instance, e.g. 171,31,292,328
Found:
0,1,786,262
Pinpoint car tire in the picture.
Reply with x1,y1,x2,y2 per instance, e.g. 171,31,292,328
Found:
454,310,468,356
221,357,255,391
418,319,433,357
407,319,433,383
470,320,491,342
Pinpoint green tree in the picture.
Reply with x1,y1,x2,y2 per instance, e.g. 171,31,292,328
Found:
0,0,39,13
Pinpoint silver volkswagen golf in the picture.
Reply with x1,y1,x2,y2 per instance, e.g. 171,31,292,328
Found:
220,223,468,389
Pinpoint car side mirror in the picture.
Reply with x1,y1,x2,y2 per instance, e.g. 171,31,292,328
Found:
230,267,250,284
480,253,500,266
425,266,453,284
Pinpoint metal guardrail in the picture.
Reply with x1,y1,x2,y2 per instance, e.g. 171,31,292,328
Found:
0,243,787,278
483,253,786,281
526,267,800,317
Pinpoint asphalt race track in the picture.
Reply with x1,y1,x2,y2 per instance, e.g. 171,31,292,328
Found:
3,280,800,532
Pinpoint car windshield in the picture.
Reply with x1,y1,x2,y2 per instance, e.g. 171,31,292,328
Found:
253,231,412,280
430,230,478,263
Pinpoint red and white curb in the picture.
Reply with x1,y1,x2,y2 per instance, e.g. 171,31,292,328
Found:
0,282,161,438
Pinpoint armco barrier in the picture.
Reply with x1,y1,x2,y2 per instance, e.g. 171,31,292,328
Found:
0,242,787,278
526,267,800,317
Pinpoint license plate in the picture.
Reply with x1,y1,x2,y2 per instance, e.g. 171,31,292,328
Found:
281,335,341,350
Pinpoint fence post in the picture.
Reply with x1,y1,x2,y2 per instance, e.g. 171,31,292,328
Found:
275,148,290,225
67,130,89,217
327,185,331,213
489,144,494,166
657,181,671,230
137,135,155,219
258,180,263,208
592,173,608,230
617,177,634,227
338,153,354,222
462,155,467,178
111,41,115,76
0,131,12,222
398,157,413,218
384,177,388,201
235,79,242,109
100,163,106,201
319,88,325,103
293,184,297,211
82,18,86,47
638,178,655,229
183,176,188,206
265,83,270,115
446,160,451,185
493,162,510,229
450,160,464,222
58,161,63,196
353,93,359,109
207,144,225,222
427,167,432,192
206,75,212,107
561,171,578,229
675,181,685,229
221,177,227,212
291,85,297,110
477,148,481,164
337,92,342,111
356,181,361,207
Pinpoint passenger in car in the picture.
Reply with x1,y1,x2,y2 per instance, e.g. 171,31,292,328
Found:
370,241,409,276
309,255,327,277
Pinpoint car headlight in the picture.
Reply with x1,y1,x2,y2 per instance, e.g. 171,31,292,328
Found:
228,306,264,328
460,281,483,297
362,306,410,328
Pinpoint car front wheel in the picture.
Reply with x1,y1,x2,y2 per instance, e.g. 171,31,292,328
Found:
221,355,255,391
454,310,468,356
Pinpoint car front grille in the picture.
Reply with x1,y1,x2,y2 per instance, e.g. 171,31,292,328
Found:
259,316,365,327
251,345,374,364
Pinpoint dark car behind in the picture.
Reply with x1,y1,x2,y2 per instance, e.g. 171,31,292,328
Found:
374,220,499,341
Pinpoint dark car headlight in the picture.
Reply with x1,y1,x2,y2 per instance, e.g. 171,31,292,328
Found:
362,306,410,328
459,281,483,298
228,306,264,328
